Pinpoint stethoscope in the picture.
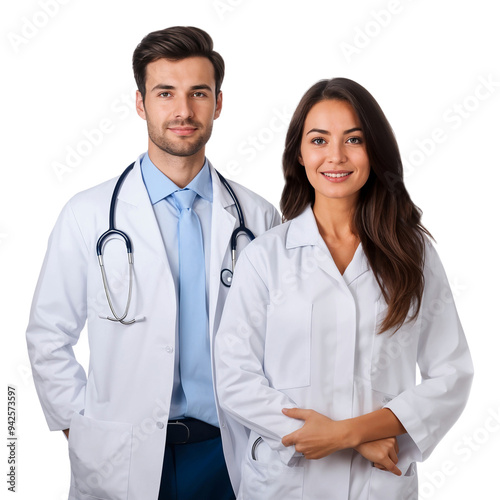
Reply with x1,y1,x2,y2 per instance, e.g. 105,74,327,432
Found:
96,162,255,325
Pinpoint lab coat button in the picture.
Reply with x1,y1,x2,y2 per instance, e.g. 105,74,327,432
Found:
156,422,165,429
165,345,173,353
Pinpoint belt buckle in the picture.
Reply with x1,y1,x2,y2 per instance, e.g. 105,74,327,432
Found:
169,420,190,444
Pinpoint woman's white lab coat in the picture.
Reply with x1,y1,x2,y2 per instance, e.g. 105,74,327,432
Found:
215,206,473,500
26,155,280,500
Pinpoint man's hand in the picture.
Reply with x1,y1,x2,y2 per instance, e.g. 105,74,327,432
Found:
355,437,402,476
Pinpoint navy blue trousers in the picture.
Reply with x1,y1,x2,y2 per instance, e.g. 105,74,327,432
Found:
158,436,235,500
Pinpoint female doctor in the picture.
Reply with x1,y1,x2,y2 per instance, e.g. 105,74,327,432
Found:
214,77,473,499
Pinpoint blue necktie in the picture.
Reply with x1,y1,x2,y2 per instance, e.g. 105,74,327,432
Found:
172,189,216,423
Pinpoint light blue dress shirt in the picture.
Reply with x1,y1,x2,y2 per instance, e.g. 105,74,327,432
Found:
140,153,217,426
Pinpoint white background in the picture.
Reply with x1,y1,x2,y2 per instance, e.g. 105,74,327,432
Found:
2,1,499,498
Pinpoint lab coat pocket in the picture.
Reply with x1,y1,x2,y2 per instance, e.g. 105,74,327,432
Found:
264,302,312,390
239,436,304,500
369,462,418,500
68,411,132,500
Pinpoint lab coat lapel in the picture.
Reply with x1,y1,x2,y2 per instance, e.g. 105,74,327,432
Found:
342,245,370,286
286,206,343,283
208,163,236,338
115,155,172,274
286,206,369,284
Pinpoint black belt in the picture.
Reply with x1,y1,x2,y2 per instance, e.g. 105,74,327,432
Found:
166,418,220,445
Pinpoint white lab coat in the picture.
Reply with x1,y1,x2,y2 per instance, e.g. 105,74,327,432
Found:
214,206,473,500
26,154,280,500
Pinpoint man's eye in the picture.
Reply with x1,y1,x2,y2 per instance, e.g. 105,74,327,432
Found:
159,92,172,97
193,92,207,97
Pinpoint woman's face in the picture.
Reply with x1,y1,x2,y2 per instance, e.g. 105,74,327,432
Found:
299,99,371,206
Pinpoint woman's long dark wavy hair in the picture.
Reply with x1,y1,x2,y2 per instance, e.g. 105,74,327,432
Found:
280,78,432,334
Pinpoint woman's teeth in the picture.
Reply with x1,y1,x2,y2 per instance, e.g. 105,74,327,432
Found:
323,172,351,178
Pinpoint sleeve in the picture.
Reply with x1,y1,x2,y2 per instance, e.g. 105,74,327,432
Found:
25,199,89,431
214,248,303,465
384,243,474,462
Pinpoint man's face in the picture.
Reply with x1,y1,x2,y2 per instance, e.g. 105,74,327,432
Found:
136,56,222,160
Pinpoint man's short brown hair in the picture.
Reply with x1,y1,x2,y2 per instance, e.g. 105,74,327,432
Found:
132,26,225,98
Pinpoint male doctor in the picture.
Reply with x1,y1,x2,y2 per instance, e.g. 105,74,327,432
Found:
26,26,279,500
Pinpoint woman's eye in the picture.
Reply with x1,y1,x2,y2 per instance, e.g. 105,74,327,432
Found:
312,138,326,145
347,137,363,144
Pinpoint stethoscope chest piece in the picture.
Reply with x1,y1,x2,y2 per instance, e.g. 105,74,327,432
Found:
220,268,233,287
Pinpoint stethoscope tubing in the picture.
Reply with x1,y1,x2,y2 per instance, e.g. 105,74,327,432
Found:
97,162,255,322
96,162,135,257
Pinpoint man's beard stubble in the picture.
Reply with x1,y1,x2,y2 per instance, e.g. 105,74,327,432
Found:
147,119,213,158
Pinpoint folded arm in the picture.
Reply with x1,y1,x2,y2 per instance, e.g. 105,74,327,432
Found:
282,407,405,475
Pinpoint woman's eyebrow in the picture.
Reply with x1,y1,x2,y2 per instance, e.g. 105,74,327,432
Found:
344,127,363,134
306,128,330,135
305,127,363,135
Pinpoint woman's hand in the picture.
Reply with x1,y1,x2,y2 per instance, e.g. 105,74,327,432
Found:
281,407,403,474
281,408,352,459
355,437,402,476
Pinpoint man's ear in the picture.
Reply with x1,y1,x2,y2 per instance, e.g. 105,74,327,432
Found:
136,90,146,120
214,91,223,120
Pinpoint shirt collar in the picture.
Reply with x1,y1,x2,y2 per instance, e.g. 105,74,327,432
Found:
286,205,369,283
285,205,322,249
140,153,213,205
